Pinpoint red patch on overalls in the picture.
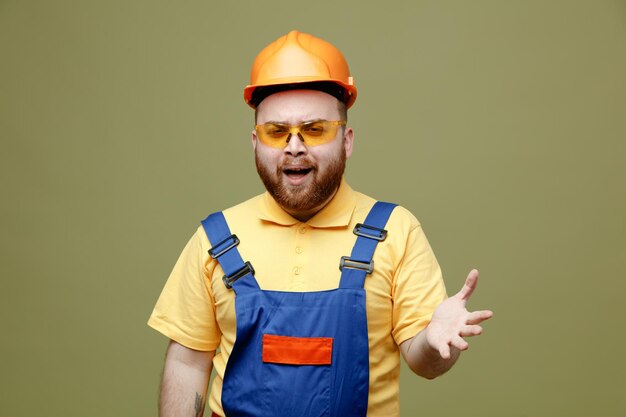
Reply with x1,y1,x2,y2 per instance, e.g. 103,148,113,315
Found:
262,334,333,365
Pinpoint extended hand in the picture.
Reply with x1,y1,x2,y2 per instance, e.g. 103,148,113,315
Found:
425,269,493,359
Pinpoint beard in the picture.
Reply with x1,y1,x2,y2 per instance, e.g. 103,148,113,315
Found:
255,149,346,215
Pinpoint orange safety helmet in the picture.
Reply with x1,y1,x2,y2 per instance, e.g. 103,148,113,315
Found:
244,30,357,109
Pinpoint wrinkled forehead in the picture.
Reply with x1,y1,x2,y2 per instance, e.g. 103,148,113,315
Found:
256,90,343,125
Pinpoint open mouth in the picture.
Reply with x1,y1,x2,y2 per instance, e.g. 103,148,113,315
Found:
283,166,313,183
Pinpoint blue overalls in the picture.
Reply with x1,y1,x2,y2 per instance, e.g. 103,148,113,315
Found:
201,202,397,417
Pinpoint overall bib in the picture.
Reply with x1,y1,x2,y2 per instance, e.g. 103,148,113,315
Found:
202,202,397,417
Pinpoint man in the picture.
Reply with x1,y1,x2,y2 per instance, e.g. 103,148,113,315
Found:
148,30,493,417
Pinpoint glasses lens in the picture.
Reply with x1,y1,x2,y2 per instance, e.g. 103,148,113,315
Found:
301,121,345,145
300,121,331,144
257,123,291,147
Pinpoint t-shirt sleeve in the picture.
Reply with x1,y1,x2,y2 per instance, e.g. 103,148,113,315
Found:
147,227,221,351
391,221,448,346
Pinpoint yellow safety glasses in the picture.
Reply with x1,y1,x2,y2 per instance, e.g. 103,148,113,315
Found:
255,120,346,148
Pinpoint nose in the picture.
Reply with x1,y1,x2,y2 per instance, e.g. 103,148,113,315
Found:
283,133,308,156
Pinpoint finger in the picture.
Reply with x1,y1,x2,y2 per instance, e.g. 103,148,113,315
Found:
457,269,479,301
438,342,451,359
451,335,469,351
466,310,494,325
459,325,483,337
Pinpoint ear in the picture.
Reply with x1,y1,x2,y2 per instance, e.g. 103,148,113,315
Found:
251,129,258,151
343,127,354,158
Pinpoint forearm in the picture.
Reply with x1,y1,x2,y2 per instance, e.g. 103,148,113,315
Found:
160,340,214,417
400,328,460,380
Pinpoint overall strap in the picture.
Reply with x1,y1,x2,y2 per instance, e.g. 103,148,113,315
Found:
339,201,397,289
201,212,260,294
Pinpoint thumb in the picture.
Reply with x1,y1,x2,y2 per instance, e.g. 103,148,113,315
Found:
457,269,479,301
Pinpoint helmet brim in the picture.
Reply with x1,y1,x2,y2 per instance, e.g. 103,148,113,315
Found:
244,78,357,109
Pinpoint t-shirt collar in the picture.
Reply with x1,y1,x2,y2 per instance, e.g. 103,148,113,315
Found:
257,178,356,228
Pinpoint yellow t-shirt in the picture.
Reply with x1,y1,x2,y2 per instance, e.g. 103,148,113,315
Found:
148,180,447,416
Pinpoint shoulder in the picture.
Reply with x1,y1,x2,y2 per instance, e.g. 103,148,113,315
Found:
194,193,264,249
198,193,265,231
222,193,265,218
352,190,421,233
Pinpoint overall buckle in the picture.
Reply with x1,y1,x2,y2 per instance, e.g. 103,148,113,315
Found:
208,234,240,259
353,223,387,241
223,261,255,289
339,256,374,274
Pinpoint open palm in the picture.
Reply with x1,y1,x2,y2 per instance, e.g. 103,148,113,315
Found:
426,269,494,359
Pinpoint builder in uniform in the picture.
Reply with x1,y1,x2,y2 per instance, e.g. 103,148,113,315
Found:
148,30,493,417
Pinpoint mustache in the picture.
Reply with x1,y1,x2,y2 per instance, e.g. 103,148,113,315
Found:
278,157,317,170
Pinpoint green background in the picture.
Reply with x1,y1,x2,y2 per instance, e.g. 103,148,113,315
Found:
1,0,625,416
